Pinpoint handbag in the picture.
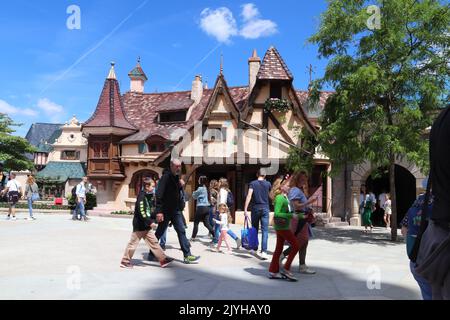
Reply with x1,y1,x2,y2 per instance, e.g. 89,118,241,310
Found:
241,216,259,250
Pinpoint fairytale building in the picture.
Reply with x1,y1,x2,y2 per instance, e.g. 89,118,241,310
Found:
82,47,334,222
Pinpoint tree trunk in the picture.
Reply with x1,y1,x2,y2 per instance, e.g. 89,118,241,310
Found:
389,154,398,241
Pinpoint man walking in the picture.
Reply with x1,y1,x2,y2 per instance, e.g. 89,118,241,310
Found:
149,159,200,264
244,168,272,260
73,176,89,222
1,172,22,221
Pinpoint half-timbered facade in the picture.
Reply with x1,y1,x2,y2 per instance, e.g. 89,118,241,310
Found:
83,47,333,222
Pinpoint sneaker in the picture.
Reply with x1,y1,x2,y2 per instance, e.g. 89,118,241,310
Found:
6,216,11,220
236,238,242,250
26,217,37,221
120,261,133,269
299,265,316,275
189,238,197,243
12,216,17,221
160,257,174,268
281,269,298,282
147,252,156,261
83,217,89,222
184,255,200,264
260,252,269,260
268,272,282,279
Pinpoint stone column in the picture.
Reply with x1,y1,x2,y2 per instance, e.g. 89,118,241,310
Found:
349,184,361,226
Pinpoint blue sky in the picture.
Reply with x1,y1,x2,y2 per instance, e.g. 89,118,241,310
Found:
0,0,331,137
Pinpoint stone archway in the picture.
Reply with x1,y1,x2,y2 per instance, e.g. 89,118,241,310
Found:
348,157,426,226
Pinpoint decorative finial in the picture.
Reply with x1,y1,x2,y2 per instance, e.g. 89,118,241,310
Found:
220,53,224,75
107,61,117,80
137,56,141,65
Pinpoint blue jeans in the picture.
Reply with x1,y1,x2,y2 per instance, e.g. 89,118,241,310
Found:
410,261,432,300
27,198,34,218
251,207,270,253
155,211,191,257
73,199,86,219
213,215,238,243
159,228,168,250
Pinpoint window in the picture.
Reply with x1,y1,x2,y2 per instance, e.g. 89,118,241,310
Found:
93,142,109,159
159,111,186,123
138,143,148,154
61,150,80,160
203,126,227,142
270,83,282,99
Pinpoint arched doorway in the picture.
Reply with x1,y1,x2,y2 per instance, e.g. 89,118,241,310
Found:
129,170,159,198
365,165,417,226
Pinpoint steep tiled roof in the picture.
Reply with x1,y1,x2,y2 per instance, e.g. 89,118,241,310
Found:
25,123,63,147
36,162,86,183
84,76,136,130
257,46,294,81
121,86,249,142
296,91,335,119
128,61,148,81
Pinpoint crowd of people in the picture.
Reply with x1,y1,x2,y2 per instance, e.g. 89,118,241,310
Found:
119,161,319,282
359,185,392,232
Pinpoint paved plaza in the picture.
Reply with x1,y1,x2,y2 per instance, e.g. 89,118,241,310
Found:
0,212,422,300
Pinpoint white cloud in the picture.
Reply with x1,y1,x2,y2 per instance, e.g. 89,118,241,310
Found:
240,3,278,39
200,7,238,43
37,98,65,122
37,98,63,113
199,4,277,43
0,99,38,117
241,3,259,22
240,19,278,39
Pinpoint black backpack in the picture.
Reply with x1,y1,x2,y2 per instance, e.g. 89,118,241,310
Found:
226,191,234,209
71,186,77,199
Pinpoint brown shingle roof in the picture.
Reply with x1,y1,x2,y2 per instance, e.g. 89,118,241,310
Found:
296,91,335,119
257,46,294,81
84,78,136,130
121,86,249,142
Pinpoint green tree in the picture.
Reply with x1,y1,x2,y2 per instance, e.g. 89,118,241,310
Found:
0,113,36,171
308,0,449,240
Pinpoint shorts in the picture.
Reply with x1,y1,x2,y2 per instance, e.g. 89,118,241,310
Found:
385,209,392,215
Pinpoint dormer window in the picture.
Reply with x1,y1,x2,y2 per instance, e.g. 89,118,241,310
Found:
159,111,186,123
270,83,282,99
138,143,148,154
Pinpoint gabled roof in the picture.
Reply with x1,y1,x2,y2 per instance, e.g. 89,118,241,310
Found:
25,123,63,147
296,91,335,119
257,46,294,81
83,64,137,131
36,162,86,183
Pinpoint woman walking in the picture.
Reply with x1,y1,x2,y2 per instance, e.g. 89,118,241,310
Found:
209,180,219,244
362,194,374,233
268,177,300,281
25,175,39,220
190,176,215,241
383,193,392,229
280,171,318,274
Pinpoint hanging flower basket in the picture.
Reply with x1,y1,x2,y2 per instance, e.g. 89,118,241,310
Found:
264,98,292,114
264,98,292,123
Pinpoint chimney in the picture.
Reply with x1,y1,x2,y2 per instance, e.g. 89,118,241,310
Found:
191,75,203,104
248,49,261,92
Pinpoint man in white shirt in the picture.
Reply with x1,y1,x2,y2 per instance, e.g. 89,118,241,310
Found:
1,173,23,221
73,176,89,222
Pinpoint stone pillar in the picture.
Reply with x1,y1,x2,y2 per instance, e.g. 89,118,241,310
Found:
349,184,361,226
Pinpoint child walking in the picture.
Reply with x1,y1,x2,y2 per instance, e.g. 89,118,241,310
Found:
121,179,174,269
214,203,233,254
383,193,392,229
